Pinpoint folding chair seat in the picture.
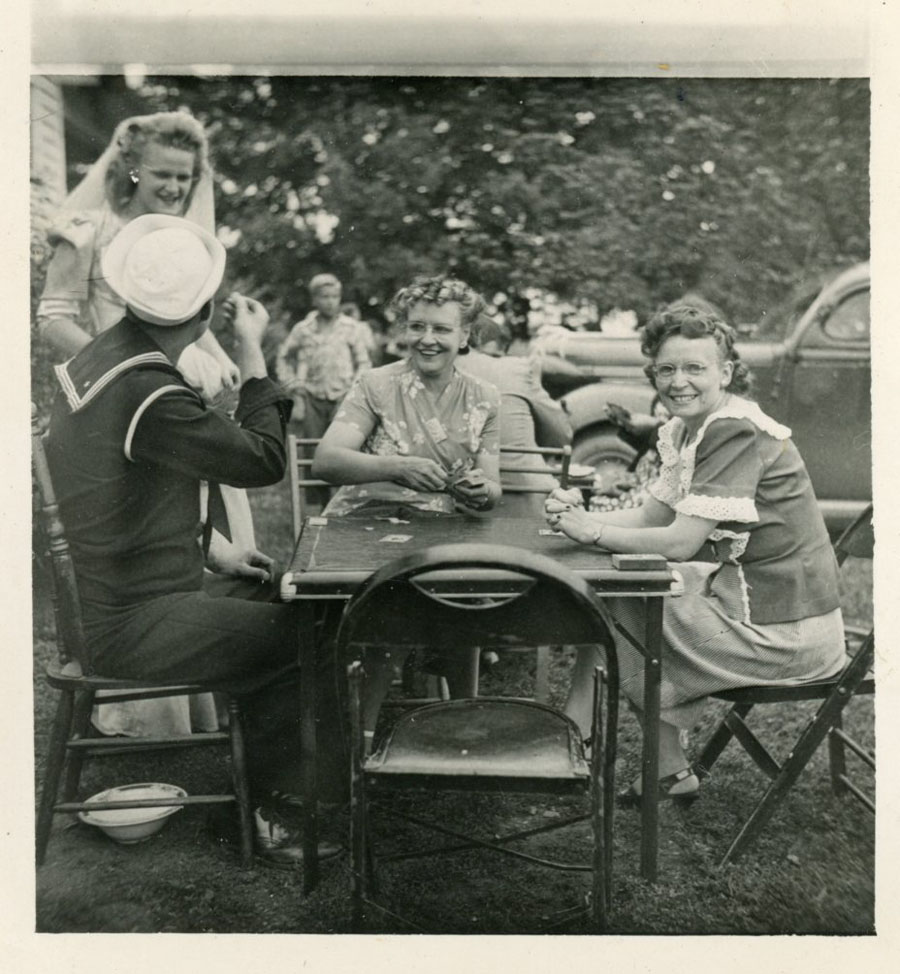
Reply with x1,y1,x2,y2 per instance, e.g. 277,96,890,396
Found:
694,504,875,864
287,435,333,538
337,543,619,932
32,406,254,867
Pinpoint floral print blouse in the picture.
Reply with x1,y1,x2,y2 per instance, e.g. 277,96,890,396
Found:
323,359,501,515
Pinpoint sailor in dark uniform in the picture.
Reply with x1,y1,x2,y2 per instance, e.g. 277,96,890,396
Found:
46,213,343,866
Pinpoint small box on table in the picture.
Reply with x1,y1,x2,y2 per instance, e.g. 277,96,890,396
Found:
611,553,667,571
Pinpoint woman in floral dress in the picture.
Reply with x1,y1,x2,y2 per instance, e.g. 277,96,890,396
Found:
313,275,502,741
314,275,501,517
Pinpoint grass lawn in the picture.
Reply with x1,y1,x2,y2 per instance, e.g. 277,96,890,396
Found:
32,482,875,934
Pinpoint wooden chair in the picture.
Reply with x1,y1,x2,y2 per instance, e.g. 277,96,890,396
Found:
694,504,875,864
32,406,254,867
498,443,572,494
339,543,619,932
287,435,332,539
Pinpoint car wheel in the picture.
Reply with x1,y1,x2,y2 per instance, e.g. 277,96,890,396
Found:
572,428,637,493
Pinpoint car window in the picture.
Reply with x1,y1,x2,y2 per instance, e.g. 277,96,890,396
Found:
752,283,823,340
822,289,870,343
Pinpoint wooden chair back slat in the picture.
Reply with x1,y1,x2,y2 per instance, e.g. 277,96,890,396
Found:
32,405,88,675
287,435,332,538
498,443,572,494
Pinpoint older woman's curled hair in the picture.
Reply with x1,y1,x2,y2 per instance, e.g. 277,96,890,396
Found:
641,302,753,397
391,275,486,330
105,111,211,212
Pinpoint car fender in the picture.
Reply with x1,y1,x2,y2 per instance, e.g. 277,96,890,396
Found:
559,381,656,436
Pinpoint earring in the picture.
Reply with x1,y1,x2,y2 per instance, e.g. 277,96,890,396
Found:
459,341,469,351
129,169,140,184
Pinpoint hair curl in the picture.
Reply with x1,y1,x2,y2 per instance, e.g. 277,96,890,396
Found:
640,302,753,396
105,112,210,214
390,275,486,330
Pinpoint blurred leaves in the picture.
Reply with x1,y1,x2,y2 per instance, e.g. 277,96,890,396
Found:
67,76,873,329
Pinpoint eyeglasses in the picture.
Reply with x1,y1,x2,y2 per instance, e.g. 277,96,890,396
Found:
650,363,708,380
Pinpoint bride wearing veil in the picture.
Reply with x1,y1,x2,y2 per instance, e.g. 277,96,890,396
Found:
37,111,259,738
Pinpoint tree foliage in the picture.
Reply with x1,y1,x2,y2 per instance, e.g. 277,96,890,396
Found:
127,76,866,332
35,74,869,354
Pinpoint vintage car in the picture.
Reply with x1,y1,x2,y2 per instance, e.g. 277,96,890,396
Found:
537,262,871,532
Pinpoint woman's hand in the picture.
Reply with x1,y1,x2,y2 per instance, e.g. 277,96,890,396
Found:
392,456,450,492
448,468,496,510
545,505,600,546
545,486,585,514
207,543,275,582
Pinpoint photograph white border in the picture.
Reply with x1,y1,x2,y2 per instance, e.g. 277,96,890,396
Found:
6,1,898,970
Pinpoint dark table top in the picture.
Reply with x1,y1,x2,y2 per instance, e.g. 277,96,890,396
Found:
281,513,677,600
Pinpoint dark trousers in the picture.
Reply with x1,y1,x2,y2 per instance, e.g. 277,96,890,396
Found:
84,574,348,803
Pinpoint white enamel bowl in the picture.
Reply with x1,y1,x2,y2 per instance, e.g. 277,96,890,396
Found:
78,782,187,844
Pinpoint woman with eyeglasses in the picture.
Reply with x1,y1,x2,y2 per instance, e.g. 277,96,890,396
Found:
545,303,846,805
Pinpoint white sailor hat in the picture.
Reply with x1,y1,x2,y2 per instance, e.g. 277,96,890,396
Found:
102,214,226,326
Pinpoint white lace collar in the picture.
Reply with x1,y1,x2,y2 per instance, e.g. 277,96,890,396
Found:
651,396,791,521
660,395,791,456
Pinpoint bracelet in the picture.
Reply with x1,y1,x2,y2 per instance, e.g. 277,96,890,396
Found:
591,523,606,547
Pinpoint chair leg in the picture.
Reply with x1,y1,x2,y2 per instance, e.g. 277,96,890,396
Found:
36,689,75,865
401,650,418,697
62,689,95,801
589,666,608,932
442,646,481,699
534,646,551,703
828,713,848,797
721,638,876,864
695,703,753,778
603,660,619,909
227,697,254,868
349,662,368,931
721,690,861,864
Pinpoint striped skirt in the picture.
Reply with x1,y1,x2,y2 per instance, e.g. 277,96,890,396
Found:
603,562,846,729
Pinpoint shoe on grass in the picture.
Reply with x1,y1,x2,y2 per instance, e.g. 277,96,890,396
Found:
253,805,342,870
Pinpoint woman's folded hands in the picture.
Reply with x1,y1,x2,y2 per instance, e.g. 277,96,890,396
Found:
544,487,598,544
544,486,585,513
388,458,501,510
447,468,500,511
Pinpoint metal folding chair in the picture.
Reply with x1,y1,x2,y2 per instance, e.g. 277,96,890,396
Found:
32,406,254,867
338,543,619,932
694,504,875,864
